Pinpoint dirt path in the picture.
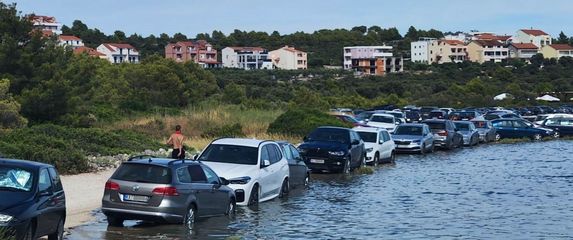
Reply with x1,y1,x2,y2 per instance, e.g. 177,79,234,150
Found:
61,168,116,228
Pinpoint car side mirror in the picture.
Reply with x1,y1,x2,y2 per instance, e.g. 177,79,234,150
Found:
38,189,52,197
219,177,229,186
379,140,384,144
364,119,369,123
351,139,360,145
261,159,271,168
455,128,459,132
303,136,309,142
193,155,199,160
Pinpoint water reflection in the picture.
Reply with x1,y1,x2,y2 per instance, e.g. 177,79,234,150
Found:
68,141,573,239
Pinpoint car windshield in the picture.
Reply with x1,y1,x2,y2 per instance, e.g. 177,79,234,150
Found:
394,126,424,135
370,116,394,123
406,112,419,118
0,167,34,192
388,112,404,118
357,132,377,143
307,128,350,144
341,116,359,123
454,122,470,131
472,121,488,128
199,144,259,165
113,163,172,184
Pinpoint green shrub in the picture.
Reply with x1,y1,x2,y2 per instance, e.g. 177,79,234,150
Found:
0,124,161,174
267,108,352,137
201,123,245,138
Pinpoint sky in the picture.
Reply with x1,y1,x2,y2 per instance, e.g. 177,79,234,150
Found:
9,0,573,38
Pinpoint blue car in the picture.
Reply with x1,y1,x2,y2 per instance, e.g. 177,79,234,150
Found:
491,118,557,140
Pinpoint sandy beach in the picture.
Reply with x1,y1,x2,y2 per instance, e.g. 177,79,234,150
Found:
61,168,116,228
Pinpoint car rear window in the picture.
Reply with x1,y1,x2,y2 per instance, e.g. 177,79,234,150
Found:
113,163,172,184
425,122,445,130
394,126,423,135
454,122,470,131
371,115,394,123
199,144,259,165
472,121,487,128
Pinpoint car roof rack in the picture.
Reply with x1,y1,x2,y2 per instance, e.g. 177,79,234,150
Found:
127,155,157,162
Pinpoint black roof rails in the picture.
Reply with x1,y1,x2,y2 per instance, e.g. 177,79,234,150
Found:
127,155,157,162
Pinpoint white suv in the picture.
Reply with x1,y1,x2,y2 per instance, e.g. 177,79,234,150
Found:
367,113,398,132
353,127,396,166
197,138,290,206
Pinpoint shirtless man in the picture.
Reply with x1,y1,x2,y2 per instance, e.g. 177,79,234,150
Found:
167,125,186,159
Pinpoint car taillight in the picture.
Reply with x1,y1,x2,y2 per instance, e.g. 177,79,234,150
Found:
438,130,448,136
152,187,179,196
105,181,120,191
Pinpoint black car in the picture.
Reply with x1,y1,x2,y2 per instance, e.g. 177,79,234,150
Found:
541,117,573,136
428,110,448,119
405,110,421,123
298,127,366,174
422,119,463,150
0,159,66,240
277,141,311,188
420,106,439,120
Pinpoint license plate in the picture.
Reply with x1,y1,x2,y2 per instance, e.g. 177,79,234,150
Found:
310,159,325,164
123,194,149,202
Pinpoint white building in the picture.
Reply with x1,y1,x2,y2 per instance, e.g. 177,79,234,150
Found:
343,46,402,76
467,40,509,63
411,38,437,64
269,46,308,70
58,35,84,49
514,29,552,48
96,43,140,64
508,43,539,60
28,15,62,35
222,47,272,70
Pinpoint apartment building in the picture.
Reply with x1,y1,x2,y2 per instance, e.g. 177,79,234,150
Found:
514,29,552,48
96,43,140,64
269,46,308,70
466,40,509,63
58,35,84,49
165,40,220,68
541,44,573,59
411,38,437,64
221,47,272,70
508,43,539,59
28,15,62,36
343,46,402,76
411,39,467,64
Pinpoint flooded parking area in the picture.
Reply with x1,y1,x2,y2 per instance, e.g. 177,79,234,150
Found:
68,140,573,239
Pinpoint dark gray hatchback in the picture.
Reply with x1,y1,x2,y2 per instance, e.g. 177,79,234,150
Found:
101,156,236,229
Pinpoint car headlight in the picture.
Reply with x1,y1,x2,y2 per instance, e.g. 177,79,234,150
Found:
228,176,251,185
0,214,13,223
328,151,346,156
366,148,373,153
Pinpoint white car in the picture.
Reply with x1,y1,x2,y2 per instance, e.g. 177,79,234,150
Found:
367,113,398,132
197,138,290,206
534,113,573,125
353,127,396,166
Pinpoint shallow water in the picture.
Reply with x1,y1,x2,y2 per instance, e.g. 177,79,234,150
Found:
68,140,573,239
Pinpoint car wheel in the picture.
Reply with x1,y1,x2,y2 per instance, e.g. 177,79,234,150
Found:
343,158,351,174
183,205,197,230
553,131,560,139
304,174,310,188
420,144,426,155
360,154,366,168
48,217,64,240
495,133,501,141
390,151,396,163
248,184,259,206
372,153,379,167
21,222,35,240
278,178,289,198
106,215,124,227
226,199,236,216
533,133,542,141
429,143,435,153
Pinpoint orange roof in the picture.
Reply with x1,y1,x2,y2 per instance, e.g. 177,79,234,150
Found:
520,29,549,36
472,40,504,47
477,34,511,41
549,44,573,50
59,35,81,41
28,15,57,23
441,40,465,46
510,43,538,49
73,46,106,57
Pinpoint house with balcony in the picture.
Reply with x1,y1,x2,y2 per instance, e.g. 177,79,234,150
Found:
508,43,539,60
432,40,468,64
514,29,552,48
58,35,84,49
165,40,220,68
269,46,307,70
343,46,402,76
466,40,509,63
96,43,140,64
28,15,62,36
541,44,573,59
221,47,272,70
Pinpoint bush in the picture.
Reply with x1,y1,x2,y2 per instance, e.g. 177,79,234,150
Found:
267,108,352,137
0,124,161,174
201,123,245,138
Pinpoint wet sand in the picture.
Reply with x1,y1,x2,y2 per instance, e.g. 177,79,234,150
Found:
61,168,116,228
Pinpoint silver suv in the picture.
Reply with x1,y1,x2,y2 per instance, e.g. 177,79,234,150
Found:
101,156,236,229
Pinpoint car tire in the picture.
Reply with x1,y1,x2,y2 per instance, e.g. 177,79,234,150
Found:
278,178,289,198
389,151,396,163
360,154,366,168
495,133,501,141
342,158,351,174
183,205,197,230
429,143,435,153
21,221,35,240
420,144,426,155
226,199,236,216
372,153,379,167
106,215,124,227
304,174,310,188
553,131,560,139
533,133,542,141
48,217,65,240
248,184,259,206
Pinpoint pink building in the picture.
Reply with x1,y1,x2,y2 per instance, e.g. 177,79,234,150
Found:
165,40,220,68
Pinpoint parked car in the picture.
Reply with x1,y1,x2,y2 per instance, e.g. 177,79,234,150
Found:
405,110,422,123
0,159,66,240
453,121,480,146
449,111,481,121
420,106,439,120
197,138,290,206
102,156,236,228
429,110,448,119
355,111,375,122
471,120,497,142
422,119,463,150
541,117,573,137
392,124,435,154
277,141,311,188
353,127,396,166
484,112,522,121
534,114,573,125
330,113,368,127
367,113,398,132
440,108,455,116
385,111,407,125
298,126,366,174
491,118,557,140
